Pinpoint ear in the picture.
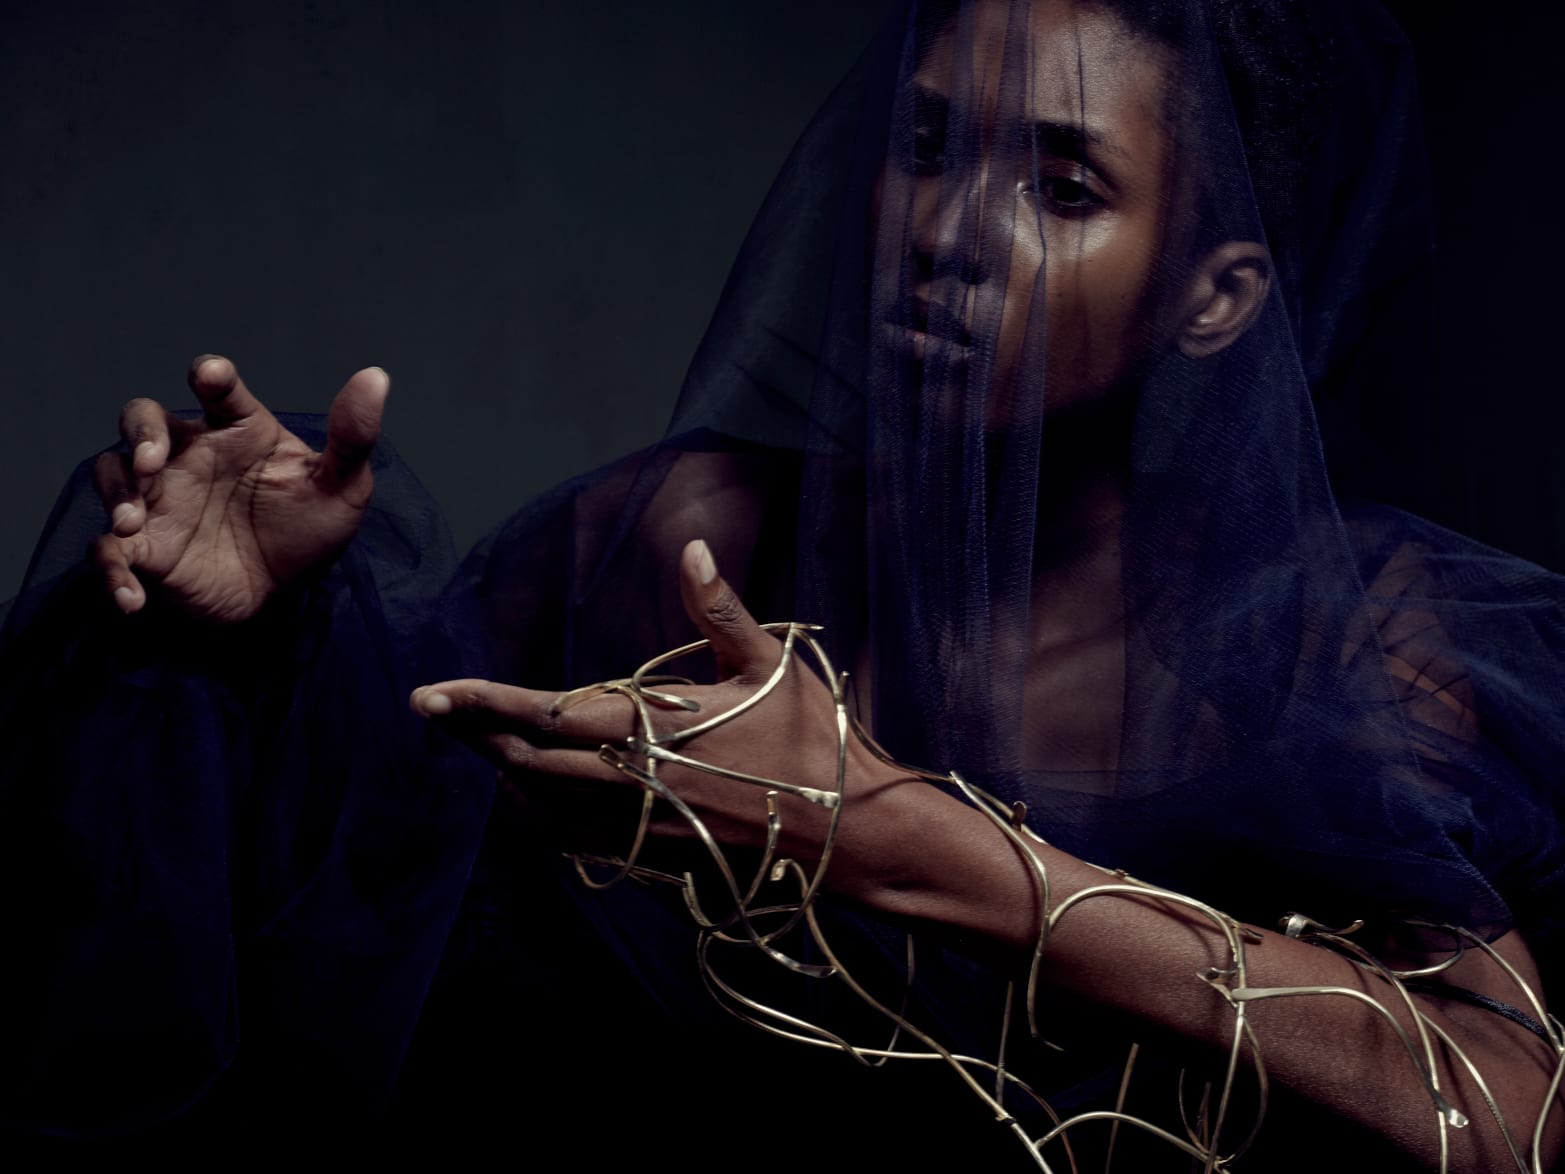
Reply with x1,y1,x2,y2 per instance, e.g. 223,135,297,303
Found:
1175,241,1272,359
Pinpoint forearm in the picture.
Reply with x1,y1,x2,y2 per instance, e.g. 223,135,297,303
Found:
423,560,1562,1167
826,777,1562,1170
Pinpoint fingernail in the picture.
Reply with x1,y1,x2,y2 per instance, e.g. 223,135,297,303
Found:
693,539,717,585
111,502,135,529
421,691,452,715
113,586,136,611
135,440,156,465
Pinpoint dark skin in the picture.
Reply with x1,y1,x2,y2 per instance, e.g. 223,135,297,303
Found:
91,1,1558,1166
93,357,387,623
414,541,1560,1169
420,3,1561,1164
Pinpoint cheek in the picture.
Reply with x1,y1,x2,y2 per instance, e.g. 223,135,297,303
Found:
1038,218,1159,393
987,209,1162,413
992,221,1048,386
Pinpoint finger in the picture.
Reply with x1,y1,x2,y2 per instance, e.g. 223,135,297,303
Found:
315,366,388,496
411,678,534,720
464,732,624,785
678,539,779,681
93,451,144,537
92,532,150,613
187,354,270,429
117,398,187,477
410,682,627,779
410,679,635,745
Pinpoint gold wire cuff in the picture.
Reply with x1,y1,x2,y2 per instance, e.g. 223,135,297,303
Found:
557,622,1564,1173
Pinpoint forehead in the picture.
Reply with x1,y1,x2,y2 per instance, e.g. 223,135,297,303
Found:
912,0,1171,141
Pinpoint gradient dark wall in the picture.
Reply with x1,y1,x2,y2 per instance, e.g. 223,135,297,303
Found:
0,0,889,595
2,0,1561,599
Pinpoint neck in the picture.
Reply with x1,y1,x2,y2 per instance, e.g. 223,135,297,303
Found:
1032,393,1132,569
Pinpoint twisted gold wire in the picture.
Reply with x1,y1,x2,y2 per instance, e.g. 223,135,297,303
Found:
559,623,1563,1171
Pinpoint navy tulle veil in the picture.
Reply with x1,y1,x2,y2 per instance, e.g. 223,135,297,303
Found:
478,0,1565,959
2,0,1563,1162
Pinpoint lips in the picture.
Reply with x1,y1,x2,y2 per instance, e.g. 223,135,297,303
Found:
891,295,973,348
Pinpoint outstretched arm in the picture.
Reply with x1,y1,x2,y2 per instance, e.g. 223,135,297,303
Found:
414,539,1563,1172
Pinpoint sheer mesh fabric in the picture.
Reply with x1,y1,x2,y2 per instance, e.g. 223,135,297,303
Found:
468,4,1565,1150
479,0,1565,955
2,0,1563,1156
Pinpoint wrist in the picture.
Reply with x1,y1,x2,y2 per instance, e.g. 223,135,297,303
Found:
826,772,1051,962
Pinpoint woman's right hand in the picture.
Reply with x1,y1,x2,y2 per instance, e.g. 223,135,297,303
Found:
92,355,388,624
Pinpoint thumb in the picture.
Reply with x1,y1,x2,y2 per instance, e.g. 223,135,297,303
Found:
679,539,778,680
316,366,388,497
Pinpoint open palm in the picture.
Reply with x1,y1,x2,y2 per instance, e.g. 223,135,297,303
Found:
93,355,387,624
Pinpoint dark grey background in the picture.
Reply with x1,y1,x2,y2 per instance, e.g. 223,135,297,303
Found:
0,0,889,595
2,0,1561,598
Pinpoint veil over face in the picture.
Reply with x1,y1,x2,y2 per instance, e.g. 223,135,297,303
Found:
475,0,1565,970
1,0,1562,1149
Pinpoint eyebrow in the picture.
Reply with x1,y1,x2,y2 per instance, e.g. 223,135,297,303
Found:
910,85,1126,168
1033,119,1124,165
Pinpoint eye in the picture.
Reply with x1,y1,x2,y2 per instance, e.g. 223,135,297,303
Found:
910,126,947,175
1024,174,1107,217
907,87,951,176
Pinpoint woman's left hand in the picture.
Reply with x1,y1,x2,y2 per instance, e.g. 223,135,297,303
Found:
410,539,911,864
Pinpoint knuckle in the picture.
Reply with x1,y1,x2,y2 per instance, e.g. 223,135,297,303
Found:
338,399,381,442
471,682,508,714
496,736,535,774
706,588,747,629
535,698,565,739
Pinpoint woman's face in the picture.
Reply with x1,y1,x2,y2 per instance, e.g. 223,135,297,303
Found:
891,0,1178,415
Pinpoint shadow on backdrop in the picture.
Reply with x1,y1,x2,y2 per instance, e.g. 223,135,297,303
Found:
1,0,1560,594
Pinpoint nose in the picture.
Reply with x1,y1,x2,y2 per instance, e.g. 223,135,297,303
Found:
911,169,997,288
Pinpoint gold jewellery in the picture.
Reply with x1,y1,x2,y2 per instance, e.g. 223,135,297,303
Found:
552,623,1564,1173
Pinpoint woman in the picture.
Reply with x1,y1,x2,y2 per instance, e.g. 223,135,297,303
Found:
4,0,1562,1167
404,3,1565,1166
